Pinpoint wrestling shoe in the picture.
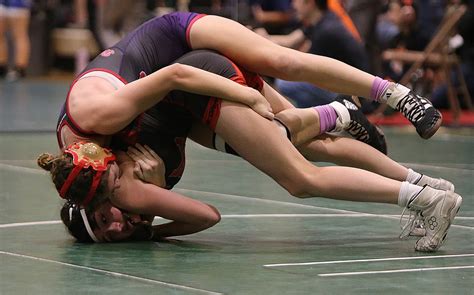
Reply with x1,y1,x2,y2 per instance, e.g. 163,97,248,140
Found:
401,185,462,252
414,175,455,192
330,95,387,154
386,84,442,139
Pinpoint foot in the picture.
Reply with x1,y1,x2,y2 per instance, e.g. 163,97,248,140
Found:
415,175,455,191
330,95,387,154
405,186,462,252
386,85,442,139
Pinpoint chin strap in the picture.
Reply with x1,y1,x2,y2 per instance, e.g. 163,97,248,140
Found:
59,142,116,205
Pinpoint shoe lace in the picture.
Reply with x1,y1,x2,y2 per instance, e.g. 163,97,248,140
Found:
346,121,369,142
399,207,424,239
396,93,427,123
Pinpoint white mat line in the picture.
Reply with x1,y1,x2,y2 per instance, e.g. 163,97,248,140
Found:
263,253,474,268
176,188,473,230
0,220,62,228
318,265,474,277
0,251,222,295
1,214,472,229
0,163,45,174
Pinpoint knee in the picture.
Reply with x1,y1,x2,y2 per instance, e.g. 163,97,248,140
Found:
279,171,321,199
264,50,303,80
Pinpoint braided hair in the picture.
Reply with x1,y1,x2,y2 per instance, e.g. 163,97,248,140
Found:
37,152,109,209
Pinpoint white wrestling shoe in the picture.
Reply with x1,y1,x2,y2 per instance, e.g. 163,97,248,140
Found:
400,176,456,238
414,174,455,191
401,185,462,252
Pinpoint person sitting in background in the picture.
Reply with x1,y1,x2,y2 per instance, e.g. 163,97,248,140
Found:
249,0,296,34
256,0,370,108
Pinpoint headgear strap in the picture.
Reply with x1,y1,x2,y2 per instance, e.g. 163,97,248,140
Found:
80,208,100,242
59,142,116,205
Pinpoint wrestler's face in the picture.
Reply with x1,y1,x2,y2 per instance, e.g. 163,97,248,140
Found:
292,0,312,22
91,201,142,242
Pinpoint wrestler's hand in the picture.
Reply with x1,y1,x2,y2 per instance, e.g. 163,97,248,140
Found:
249,88,274,120
127,144,166,187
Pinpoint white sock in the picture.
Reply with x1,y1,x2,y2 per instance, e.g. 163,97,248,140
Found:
398,181,424,207
406,168,422,184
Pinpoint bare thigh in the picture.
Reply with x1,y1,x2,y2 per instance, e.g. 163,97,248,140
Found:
214,101,317,194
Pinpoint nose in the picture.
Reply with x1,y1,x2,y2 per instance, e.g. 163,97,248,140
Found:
107,221,123,233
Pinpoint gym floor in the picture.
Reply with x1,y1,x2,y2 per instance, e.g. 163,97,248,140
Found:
1,80,473,294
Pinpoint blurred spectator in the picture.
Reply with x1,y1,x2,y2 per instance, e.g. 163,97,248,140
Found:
431,0,474,109
344,0,381,73
329,0,362,42
377,0,447,80
249,0,295,34
0,0,32,81
188,0,222,14
257,0,369,107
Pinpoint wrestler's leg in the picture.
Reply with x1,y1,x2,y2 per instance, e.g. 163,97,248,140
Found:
0,11,7,69
215,100,401,203
190,15,443,139
298,135,408,180
8,8,30,70
189,15,373,98
195,104,461,252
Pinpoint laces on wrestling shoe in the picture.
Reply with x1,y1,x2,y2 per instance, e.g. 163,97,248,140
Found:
399,208,425,239
330,95,387,154
395,92,442,139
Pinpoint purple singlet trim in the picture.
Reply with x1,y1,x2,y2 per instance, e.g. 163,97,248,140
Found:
314,105,338,134
371,76,390,102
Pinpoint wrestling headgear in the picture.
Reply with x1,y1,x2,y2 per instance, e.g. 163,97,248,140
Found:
59,142,116,206
62,202,99,243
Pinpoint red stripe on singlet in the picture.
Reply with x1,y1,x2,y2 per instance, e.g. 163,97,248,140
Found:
186,14,207,49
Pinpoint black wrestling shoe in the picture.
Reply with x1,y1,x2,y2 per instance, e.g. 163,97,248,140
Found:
395,91,442,139
330,95,387,154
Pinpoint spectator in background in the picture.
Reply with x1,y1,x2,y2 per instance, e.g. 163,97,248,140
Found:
249,0,295,34
344,0,381,74
0,0,32,81
431,0,474,109
257,0,369,107
328,0,362,43
377,0,446,81
187,0,222,14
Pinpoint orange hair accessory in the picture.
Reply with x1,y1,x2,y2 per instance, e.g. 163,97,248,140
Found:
59,142,116,205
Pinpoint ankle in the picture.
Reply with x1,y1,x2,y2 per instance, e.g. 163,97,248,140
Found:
398,181,423,207
406,168,422,184
313,104,338,134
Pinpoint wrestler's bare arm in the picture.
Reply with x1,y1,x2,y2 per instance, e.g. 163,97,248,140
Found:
110,162,220,237
71,64,273,135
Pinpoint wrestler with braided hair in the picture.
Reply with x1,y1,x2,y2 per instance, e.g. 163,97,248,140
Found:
39,49,461,251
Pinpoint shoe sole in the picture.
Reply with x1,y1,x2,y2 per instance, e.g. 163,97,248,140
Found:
415,192,462,252
420,111,443,139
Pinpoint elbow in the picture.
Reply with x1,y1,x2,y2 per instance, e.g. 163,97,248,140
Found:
167,63,190,90
201,205,221,229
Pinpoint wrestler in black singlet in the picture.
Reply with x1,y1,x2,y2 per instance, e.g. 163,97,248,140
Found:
113,49,264,189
